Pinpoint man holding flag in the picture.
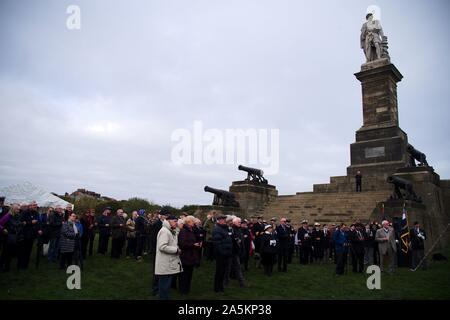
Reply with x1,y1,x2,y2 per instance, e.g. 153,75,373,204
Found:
399,204,411,256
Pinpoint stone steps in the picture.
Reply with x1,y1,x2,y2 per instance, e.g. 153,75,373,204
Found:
256,190,391,226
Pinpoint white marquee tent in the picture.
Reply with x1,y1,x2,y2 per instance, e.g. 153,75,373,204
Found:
0,182,73,209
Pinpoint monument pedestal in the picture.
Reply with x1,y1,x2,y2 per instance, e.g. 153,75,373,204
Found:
347,61,410,178
229,180,278,217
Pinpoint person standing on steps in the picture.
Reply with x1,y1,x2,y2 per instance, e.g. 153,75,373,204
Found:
355,170,362,192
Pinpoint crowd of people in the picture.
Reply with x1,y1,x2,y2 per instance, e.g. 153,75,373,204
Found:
0,196,428,300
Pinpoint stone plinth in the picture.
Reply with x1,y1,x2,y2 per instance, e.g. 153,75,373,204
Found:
347,62,409,178
229,180,278,217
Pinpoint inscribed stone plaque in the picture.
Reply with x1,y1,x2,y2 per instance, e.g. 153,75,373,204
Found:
365,146,385,158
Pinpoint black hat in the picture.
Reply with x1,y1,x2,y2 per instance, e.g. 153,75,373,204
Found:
414,221,419,225
217,215,227,220
104,206,112,211
270,217,276,222
167,214,178,221
286,219,291,223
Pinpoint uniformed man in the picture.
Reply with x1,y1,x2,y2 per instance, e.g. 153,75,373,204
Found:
276,217,289,272
312,222,324,263
297,220,310,264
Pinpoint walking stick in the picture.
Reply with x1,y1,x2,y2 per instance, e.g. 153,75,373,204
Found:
412,223,450,271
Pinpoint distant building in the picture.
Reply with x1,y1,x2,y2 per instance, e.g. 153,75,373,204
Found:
54,188,116,202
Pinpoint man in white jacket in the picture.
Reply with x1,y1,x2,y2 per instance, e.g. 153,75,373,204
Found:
154,214,183,300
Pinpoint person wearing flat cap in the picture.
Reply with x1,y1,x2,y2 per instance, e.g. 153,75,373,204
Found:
154,214,182,300
260,224,277,276
212,214,233,293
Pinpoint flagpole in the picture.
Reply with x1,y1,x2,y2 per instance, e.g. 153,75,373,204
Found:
412,223,450,272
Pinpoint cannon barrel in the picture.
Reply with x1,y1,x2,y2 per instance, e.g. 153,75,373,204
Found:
238,165,264,176
204,185,235,197
387,175,412,189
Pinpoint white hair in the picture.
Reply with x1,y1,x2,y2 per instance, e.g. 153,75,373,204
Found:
226,215,236,223
232,217,241,224
382,220,389,226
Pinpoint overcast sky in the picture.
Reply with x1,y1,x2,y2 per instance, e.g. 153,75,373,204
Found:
1,0,449,207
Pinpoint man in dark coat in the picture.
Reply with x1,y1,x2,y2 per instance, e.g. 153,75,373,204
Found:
348,224,365,273
312,222,324,263
80,209,96,258
276,218,289,272
297,220,310,264
240,220,252,271
410,221,427,270
355,170,362,192
212,215,233,293
96,207,111,254
134,209,148,260
48,207,64,262
111,209,126,259
251,216,264,256
17,203,40,269
322,224,332,263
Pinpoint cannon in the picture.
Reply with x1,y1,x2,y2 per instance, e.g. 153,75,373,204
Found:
238,165,268,184
204,186,240,208
387,175,421,202
407,144,429,167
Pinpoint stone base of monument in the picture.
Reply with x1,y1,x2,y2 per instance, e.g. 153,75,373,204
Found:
229,181,278,217
371,199,429,228
391,166,450,248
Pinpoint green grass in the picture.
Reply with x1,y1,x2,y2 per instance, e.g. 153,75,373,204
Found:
1,243,449,300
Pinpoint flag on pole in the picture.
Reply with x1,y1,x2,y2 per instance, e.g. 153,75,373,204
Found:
400,203,410,254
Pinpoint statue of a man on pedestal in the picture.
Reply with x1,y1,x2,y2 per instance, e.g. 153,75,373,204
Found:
360,13,385,62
